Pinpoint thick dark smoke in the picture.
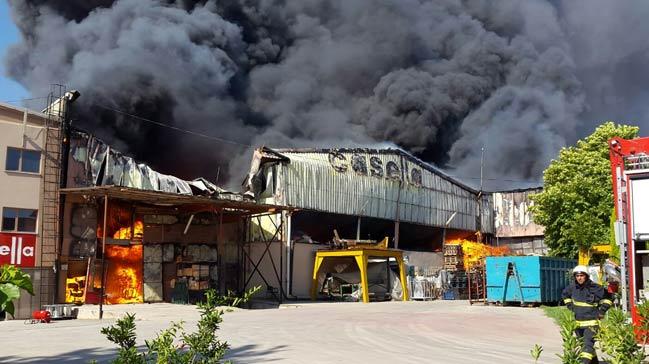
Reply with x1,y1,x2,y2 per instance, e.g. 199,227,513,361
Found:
5,0,645,190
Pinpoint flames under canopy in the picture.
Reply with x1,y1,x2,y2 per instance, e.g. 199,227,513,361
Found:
104,244,143,304
112,220,144,241
446,239,510,270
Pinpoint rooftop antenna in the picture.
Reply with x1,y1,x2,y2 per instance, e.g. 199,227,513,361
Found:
479,146,485,192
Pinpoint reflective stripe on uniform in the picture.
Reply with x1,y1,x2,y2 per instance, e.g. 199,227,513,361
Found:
577,320,599,327
573,301,597,307
564,298,573,304
600,299,613,306
579,352,594,360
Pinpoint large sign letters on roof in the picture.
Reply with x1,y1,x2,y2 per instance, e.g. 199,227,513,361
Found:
327,151,423,186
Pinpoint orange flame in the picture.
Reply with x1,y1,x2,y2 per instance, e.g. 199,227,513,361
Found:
105,244,143,304
113,220,144,240
447,239,510,269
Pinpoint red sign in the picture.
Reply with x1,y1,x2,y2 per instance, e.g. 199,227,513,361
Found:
0,233,36,267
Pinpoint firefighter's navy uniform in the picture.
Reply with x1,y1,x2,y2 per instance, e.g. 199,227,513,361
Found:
561,267,613,364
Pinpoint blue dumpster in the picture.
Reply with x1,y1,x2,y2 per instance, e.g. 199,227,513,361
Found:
486,256,576,304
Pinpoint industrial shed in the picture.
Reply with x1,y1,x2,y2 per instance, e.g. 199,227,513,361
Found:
243,147,494,300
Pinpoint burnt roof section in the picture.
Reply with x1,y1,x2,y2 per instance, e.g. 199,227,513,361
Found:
61,186,289,215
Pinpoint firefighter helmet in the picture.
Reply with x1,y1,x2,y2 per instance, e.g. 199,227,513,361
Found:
573,265,589,276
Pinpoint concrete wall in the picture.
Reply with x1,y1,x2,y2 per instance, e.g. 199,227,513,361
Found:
403,250,444,270
493,189,544,238
289,242,321,298
10,267,55,319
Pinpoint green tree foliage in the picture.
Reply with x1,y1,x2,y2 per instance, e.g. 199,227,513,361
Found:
531,122,639,257
0,265,34,317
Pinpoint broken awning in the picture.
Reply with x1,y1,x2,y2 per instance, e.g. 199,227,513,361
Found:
65,129,233,198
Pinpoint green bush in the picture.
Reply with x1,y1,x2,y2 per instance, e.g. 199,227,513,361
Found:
0,264,34,317
556,309,583,364
597,308,645,364
100,287,260,363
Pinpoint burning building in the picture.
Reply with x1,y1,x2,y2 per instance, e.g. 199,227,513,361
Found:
242,147,494,300
57,131,286,310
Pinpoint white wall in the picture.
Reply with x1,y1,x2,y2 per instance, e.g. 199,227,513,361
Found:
0,106,47,214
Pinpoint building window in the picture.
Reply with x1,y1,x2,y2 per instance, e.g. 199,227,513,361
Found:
2,208,38,233
5,147,41,173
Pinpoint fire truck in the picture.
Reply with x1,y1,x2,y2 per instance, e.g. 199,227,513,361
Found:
609,136,649,326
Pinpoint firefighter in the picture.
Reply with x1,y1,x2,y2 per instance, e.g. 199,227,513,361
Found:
561,265,613,364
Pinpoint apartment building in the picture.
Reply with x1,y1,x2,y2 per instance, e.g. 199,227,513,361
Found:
0,100,61,319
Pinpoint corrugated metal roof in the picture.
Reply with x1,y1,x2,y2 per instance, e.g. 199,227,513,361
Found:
274,147,478,192
259,148,493,232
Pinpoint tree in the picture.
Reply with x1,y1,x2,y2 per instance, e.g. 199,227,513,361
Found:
530,122,639,258
0,265,34,318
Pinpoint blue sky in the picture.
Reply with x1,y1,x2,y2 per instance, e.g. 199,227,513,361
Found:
0,0,30,103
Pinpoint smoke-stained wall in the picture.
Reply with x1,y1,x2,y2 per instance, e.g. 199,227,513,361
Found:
493,188,544,238
6,1,648,189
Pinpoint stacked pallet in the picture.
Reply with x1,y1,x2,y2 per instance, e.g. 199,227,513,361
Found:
444,245,464,272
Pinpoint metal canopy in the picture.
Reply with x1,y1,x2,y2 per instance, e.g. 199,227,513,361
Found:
60,186,290,215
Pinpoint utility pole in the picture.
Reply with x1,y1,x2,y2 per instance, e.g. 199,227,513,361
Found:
478,147,485,243
480,147,485,192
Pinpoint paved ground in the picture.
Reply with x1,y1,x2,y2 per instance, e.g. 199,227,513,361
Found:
0,300,563,363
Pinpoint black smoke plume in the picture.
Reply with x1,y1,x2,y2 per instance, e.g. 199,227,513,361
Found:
6,0,645,190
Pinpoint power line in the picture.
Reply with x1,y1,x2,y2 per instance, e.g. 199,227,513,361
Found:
94,104,252,148
1,96,49,104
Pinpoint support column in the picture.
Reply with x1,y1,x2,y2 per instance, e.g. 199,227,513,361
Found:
354,254,370,303
99,195,108,320
310,255,325,300
397,255,409,301
286,212,292,297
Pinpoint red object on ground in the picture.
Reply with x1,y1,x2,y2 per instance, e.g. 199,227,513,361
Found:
32,310,51,323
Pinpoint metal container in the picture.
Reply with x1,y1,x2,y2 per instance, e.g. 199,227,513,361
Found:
486,256,576,304
62,305,78,318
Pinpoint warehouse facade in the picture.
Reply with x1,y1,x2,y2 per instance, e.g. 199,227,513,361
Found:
242,147,494,299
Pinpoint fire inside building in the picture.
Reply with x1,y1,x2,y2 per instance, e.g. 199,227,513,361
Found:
1,93,552,318
241,147,495,301
55,130,287,315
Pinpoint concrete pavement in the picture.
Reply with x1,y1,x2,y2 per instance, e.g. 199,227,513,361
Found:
0,300,563,363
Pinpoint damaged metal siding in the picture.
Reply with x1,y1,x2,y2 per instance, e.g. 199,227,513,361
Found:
493,188,544,237
66,130,231,198
481,194,494,234
272,149,491,232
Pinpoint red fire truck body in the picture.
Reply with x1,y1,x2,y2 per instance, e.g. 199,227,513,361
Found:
609,136,649,325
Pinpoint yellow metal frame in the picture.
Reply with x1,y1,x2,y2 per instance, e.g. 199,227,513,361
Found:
310,248,409,303
578,244,612,266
